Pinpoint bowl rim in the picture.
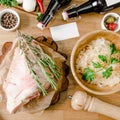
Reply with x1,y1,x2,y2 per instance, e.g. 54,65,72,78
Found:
101,12,120,32
0,9,20,31
70,30,120,95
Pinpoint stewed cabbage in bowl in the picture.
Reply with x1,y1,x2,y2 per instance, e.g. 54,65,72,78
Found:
70,30,120,95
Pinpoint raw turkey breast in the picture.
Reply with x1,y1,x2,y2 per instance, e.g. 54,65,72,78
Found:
0,38,67,114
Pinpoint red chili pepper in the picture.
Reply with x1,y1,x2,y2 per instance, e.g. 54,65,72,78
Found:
36,0,44,14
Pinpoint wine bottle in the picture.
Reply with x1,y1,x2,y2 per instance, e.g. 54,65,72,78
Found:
37,0,71,30
62,0,120,20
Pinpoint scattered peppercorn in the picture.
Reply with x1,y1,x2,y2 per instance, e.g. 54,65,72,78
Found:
1,12,18,29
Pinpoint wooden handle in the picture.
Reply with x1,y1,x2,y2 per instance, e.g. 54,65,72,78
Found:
71,91,120,120
91,97,120,120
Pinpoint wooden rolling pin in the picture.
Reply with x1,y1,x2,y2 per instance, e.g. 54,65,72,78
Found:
71,91,120,120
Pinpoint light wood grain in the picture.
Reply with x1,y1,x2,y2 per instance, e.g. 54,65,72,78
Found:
71,91,120,120
0,0,120,120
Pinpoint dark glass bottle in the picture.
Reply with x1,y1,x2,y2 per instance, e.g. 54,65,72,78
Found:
37,0,71,30
62,0,120,20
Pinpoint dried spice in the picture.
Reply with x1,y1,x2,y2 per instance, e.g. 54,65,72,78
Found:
1,12,18,29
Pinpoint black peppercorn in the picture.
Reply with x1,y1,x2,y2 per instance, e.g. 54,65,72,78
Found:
1,12,18,29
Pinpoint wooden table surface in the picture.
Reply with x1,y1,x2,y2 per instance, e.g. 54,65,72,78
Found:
0,1,120,120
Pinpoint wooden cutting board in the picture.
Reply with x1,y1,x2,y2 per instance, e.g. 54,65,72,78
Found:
0,35,69,106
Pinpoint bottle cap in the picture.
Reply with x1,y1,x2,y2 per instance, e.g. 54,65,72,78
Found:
62,11,68,20
37,22,45,30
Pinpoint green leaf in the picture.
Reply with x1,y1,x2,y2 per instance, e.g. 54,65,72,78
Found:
11,0,18,6
82,68,95,81
37,12,43,21
98,55,107,63
0,0,18,7
110,44,118,55
102,66,113,79
92,62,101,68
111,57,120,64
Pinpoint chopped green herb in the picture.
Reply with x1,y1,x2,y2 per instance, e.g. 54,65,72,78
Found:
81,43,120,81
92,62,101,68
98,55,107,63
110,57,120,64
110,44,118,55
0,0,18,7
82,68,95,81
37,12,43,21
102,66,113,79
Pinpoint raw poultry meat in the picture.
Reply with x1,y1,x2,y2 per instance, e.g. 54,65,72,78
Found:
0,34,68,113
0,36,67,114
3,47,50,113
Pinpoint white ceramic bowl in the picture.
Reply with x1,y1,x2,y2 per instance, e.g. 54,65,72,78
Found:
101,12,120,32
70,30,120,95
0,9,20,31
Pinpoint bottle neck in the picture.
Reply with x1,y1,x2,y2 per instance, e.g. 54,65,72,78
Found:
41,0,60,27
66,0,104,18
40,0,71,27
67,1,93,18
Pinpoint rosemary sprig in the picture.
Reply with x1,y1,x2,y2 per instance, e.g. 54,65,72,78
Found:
37,59,57,90
26,57,47,96
40,55,61,79
18,32,61,95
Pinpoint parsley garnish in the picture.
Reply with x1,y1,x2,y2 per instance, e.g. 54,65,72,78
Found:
109,44,120,64
92,62,101,68
82,43,120,82
111,57,120,64
82,68,95,81
110,44,118,55
102,66,113,79
98,55,107,63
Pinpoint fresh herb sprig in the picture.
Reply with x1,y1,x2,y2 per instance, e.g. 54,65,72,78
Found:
40,55,61,79
0,0,18,7
26,57,47,96
110,44,118,55
111,57,120,64
18,32,61,95
82,43,120,81
98,55,107,63
37,12,43,21
102,66,113,79
82,68,95,81
92,62,101,68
